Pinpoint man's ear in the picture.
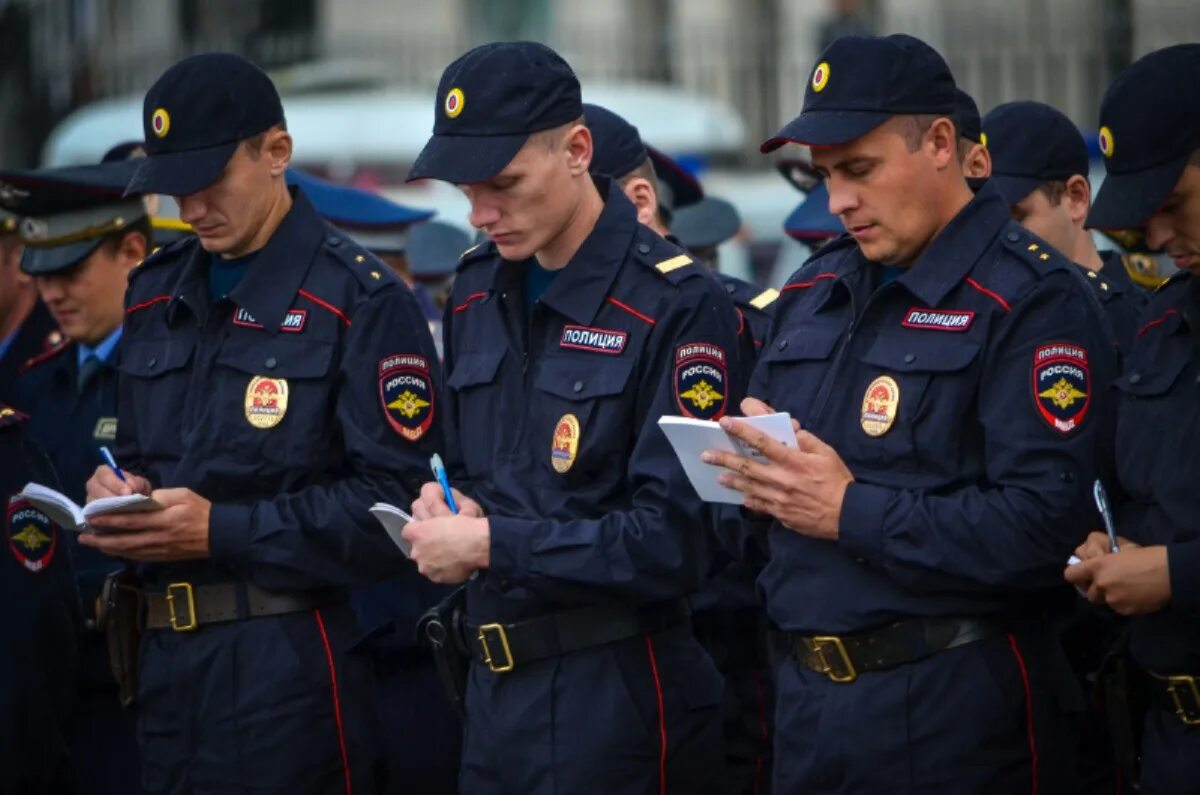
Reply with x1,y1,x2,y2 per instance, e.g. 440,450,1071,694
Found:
928,117,959,169
963,142,992,179
1064,174,1092,225
622,177,661,229
564,124,593,177
265,128,293,176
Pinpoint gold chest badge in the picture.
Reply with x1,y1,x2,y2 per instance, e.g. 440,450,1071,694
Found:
860,375,900,437
551,413,580,474
244,376,289,429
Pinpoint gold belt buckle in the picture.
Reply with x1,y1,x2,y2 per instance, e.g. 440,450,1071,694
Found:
1164,675,1200,726
808,635,857,683
477,623,514,673
165,582,198,632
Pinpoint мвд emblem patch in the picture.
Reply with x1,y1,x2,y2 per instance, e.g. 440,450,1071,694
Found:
379,354,434,441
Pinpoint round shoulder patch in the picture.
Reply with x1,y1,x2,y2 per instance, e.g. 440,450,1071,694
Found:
1033,343,1090,435
674,343,728,421
379,354,434,441
7,497,57,573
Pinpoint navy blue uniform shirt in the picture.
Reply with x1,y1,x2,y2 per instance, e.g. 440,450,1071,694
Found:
1094,249,1150,354
752,182,1117,633
0,302,58,403
115,187,443,592
443,178,746,623
1114,273,1200,672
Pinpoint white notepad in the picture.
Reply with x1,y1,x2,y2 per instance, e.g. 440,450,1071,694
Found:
657,412,798,504
370,502,414,557
19,482,162,533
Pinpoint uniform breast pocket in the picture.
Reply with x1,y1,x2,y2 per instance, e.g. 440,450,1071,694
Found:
445,349,506,473
756,325,841,418
1115,336,1193,479
214,338,336,464
533,355,636,481
117,338,196,458
852,335,982,470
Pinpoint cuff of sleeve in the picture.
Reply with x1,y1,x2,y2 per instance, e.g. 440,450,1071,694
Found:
1167,540,1200,614
836,481,893,567
487,516,534,582
208,503,252,567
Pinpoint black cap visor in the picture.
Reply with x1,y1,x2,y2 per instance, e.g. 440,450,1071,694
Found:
989,174,1045,206
761,109,893,152
407,133,530,184
1088,153,1190,231
20,238,105,276
125,140,239,197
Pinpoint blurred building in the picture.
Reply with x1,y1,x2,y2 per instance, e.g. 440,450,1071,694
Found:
4,0,1200,168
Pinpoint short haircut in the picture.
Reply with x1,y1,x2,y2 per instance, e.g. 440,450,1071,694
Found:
242,119,290,156
1035,180,1068,206
900,114,959,153
528,117,585,151
99,216,153,254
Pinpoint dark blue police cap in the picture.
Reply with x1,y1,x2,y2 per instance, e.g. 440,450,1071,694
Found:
1088,43,1200,230
955,88,982,144
0,160,148,275
673,197,741,250
762,34,956,151
127,53,284,197
582,102,704,214
407,221,473,279
286,168,433,254
784,183,843,241
407,41,582,185
982,101,1089,206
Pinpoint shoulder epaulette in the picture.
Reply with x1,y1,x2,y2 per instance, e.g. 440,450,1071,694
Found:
456,241,494,272
1001,232,1072,271
20,340,69,373
1156,268,1190,293
323,236,395,294
749,288,780,310
0,404,28,429
1122,253,1169,290
133,235,192,274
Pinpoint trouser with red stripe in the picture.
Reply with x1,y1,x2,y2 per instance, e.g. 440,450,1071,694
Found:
458,624,725,795
773,630,1083,794
136,604,377,795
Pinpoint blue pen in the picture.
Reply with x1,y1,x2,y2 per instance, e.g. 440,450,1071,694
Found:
99,445,127,483
430,453,459,514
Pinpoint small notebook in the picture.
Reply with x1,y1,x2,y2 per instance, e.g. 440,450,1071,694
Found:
19,482,162,533
657,412,798,504
370,502,414,557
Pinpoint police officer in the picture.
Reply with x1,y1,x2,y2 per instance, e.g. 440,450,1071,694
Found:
285,165,461,793
1065,43,1200,794
706,34,1116,792
403,41,740,794
2,159,151,795
0,207,58,402
586,101,773,794
984,100,1147,351
80,52,442,793
0,403,82,795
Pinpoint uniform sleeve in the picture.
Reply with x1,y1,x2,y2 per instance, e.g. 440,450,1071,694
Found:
207,288,445,590
837,276,1118,595
486,287,747,602
1168,539,1200,616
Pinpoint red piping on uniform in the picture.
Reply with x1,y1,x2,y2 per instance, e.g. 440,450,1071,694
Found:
315,609,353,795
298,289,351,327
608,297,657,326
1138,308,1178,336
452,291,489,314
1008,634,1038,795
751,666,769,795
782,272,837,291
125,294,171,315
965,277,1012,312
736,307,746,337
644,635,668,795
18,343,68,373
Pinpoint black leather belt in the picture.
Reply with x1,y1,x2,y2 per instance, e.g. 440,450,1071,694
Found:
144,581,335,632
466,600,690,673
792,617,1004,683
1146,671,1200,726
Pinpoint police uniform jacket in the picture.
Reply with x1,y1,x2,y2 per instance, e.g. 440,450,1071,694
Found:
443,178,746,623
752,182,1117,633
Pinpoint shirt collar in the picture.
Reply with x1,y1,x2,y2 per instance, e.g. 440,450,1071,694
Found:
167,187,324,332
895,181,1011,307
77,325,123,366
